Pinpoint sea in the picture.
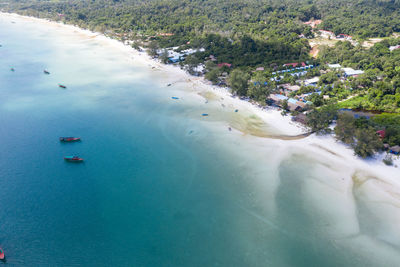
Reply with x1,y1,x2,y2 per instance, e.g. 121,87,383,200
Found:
0,14,399,266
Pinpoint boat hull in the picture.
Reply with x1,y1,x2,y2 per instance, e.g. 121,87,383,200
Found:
64,157,84,162
60,137,81,142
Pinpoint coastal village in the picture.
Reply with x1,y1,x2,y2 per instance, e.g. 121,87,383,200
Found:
134,24,400,159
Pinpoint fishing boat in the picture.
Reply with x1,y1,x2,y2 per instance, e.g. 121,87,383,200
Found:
64,156,84,162
0,248,5,261
44,70,50,74
59,137,81,142
58,84,67,88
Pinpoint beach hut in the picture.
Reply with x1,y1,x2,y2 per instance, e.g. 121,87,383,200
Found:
389,145,400,155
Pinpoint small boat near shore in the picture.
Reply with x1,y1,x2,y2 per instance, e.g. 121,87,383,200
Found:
59,137,81,142
0,248,5,262
44,70,50,74
171,96,179,100
64,156,84,162
58,84,66,88
10,67,15,72
202,113,209,116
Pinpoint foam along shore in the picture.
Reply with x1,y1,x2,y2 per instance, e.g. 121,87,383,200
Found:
2,11,400,263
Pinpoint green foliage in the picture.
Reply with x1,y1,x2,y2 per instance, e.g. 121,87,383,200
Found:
352,127,383,158
306,104,338,133
228,69,250,96
334,113,356,144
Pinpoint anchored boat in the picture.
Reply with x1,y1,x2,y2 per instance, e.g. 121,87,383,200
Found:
0,248,5,261
59,137,81,142
64,156,84,162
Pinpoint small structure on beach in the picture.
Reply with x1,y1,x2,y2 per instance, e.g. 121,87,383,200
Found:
389,145,400,155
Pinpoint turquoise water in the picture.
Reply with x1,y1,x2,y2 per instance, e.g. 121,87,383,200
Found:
1,16,400,266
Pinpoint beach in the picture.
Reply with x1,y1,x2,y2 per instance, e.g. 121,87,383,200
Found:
1,11,400,266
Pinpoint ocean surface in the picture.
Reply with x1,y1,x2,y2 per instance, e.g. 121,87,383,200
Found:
1,15,400,266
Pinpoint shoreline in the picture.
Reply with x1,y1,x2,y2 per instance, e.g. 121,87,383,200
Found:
1,12,398,172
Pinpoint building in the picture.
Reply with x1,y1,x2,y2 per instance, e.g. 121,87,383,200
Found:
283,62,306,68
288,98,307,111
389,45,400,51
328,63,341,69
390,145,400,155
319,30,335,39
342,67,364,77
281,83,301,93
270,94,288,104
303,19,323,29
303,77,319,86
336,34,352,40
217,63,232,68
376,130,386,139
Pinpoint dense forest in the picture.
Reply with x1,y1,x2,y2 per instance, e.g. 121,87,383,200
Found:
1,0,400,160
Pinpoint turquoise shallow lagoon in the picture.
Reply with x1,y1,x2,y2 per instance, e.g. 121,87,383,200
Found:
1,14,400,266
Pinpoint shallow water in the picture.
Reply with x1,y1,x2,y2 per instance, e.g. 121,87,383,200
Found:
0,15,399,266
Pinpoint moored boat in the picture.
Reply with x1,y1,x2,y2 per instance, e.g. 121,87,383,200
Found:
44,70,50,74
0,248,5,261
59,137,81,142
58,84,66,88
64,156,84,162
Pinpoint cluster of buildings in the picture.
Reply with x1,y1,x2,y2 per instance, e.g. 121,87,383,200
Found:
270,63,315,81
318,30,353,41
158,47,206,63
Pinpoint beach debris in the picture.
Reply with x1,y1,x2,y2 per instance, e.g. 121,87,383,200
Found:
188,130,194,135
171,96,179,100
235,109,239,112
221,104,225,107
202,113,209,116
228,127,232,131
205,100,208,104
167,83,172,86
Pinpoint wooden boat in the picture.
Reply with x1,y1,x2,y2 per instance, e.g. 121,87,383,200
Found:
0,248,5,261
64,156,84,162
44,70,50,74
59,137,81,142
58,84,67,88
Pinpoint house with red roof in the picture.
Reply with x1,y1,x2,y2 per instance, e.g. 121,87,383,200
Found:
217,63,232,68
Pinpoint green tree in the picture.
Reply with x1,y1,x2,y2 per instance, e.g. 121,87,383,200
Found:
352,127,383,158
228,69,250,96
334,113,356,144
